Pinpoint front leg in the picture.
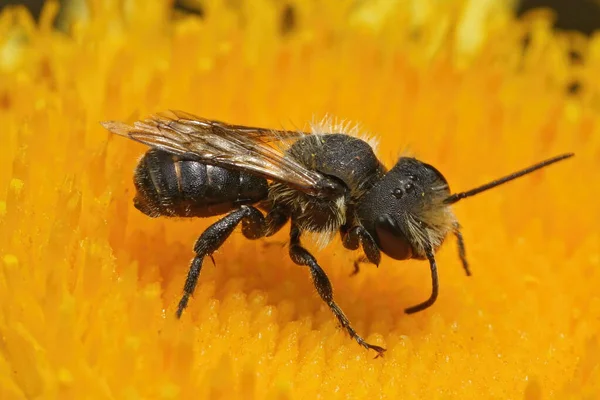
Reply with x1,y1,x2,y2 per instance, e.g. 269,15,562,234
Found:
341,225,381,275
453,222,471,276
404,242,439,314
289,224,386,357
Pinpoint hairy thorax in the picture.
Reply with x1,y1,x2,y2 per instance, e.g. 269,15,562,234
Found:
268,134,386,246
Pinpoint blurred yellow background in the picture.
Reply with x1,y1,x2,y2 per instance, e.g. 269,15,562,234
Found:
0,0,598,399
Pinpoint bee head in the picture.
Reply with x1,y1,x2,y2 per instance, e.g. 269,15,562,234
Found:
357,152,574,261
357,157,455,260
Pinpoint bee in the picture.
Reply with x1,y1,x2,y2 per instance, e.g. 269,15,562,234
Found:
102,111,573,357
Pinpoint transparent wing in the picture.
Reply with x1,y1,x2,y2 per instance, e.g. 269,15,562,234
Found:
101,110,341,197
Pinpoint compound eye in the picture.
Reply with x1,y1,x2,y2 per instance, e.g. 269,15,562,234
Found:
392,188,403,199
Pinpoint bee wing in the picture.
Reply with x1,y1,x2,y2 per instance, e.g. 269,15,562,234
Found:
102,110,341,197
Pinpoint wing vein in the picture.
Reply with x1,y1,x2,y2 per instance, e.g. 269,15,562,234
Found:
102,111,341,197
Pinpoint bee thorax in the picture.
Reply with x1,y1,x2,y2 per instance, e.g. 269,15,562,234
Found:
269,183,346,245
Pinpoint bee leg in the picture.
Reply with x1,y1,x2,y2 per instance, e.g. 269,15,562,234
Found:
404,243,439,314
262,241,287,249
176,205,287,318
351,256,368,276
289,224,386,357
341,226,381,276
262,205,290,238
453,223,471,276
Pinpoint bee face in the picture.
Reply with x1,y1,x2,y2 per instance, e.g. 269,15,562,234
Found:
357,158,454,260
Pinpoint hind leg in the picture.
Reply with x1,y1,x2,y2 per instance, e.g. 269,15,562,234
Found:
176,205,288,317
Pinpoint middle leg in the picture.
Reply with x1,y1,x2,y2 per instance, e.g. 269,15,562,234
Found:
289,224,386,356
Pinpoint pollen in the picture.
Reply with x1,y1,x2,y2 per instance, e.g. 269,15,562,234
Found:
0,1,598,399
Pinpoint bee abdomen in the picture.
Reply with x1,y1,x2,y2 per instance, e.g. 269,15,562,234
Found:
133,149,268,218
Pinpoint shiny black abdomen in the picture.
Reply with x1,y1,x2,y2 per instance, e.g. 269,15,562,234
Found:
133,149,269,218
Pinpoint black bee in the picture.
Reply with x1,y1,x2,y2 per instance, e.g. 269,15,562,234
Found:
102,111,573,356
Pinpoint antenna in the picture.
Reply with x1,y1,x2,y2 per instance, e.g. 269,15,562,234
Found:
444,153,574,205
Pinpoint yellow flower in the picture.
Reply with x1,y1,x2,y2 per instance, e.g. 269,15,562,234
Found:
0,0,598,398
